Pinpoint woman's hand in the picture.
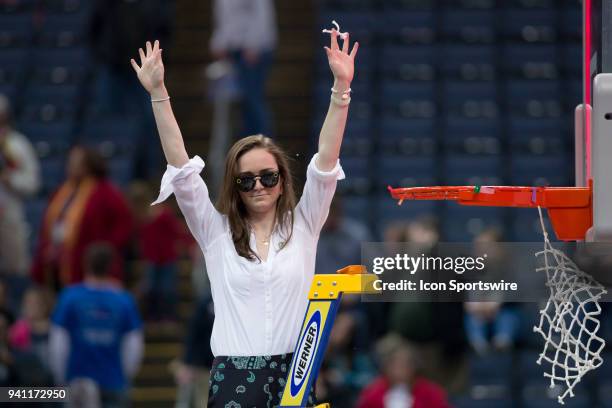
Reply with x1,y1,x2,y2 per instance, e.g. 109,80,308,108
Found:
324,29,359,89
131,40,165,95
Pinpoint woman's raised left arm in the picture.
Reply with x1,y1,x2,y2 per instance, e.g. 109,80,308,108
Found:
316,28,359,171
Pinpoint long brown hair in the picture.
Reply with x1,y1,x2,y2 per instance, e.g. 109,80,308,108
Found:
217,135,296,261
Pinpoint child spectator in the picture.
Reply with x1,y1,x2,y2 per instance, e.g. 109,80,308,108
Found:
8,287,54,368
49,242,144,407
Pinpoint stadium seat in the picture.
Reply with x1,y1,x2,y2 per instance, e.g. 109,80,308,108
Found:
0,63,27,86
598,380,612,407
511,0,556,9
441,204,506,241
509,155,572,186
18,121,75,144
560,4,582,41
79,116,142,158
521,381,590,408
468,351,514,384
37,14,89,48
108,157,134,187
42,0,93,16
446,134,501,156
380,81,436,119
340,195,372,221
0,50,29,103
443,154,502,185
499,9,557,43
318,0,376,12
23,83,83,105
507,116,570,155
322,117,371,158
379,11,436,45
30,65,88,87
0,0,36,13
381,45,436,81
377,156,437,188
0,48,30,68
443,117,502,155
444,117,501,137
504,79,562,118
0,84,19,104
20,102,78,123
501,44,559,80
16,122,74,159
440,44,496,80
39,156,66,194
442,80,499,119
381,0,435,10
339,157,371,195
31,47,92,68
379,118,437,156
522,396,589,408
508,117,566,138
81,116,142,141
443,0,495,10
561,43,582,78
439,9,496,44
0,14,34,48
452,396,513,408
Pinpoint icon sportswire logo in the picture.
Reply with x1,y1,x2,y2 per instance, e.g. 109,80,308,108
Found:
290,311,321,396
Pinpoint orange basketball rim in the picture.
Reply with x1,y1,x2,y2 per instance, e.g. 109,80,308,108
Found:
387,183,593,241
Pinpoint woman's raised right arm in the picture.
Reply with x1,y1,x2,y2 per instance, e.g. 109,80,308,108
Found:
132,41,225,253
131,40,189,167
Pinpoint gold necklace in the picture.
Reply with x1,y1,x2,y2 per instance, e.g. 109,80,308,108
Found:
250,222,274,246
256,232,272,246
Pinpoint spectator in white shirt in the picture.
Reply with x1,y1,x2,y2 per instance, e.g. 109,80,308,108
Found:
210,0,278,136
131,28,358,406
0,94,40,310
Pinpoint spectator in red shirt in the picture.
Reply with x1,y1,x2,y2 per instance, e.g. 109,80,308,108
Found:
128,182,192,323
31,147,132,289
356,334,451,408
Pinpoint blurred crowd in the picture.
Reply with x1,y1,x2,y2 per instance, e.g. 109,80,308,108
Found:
1,92,196,405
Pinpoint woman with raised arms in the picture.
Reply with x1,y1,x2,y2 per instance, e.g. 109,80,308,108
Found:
131,30,358,406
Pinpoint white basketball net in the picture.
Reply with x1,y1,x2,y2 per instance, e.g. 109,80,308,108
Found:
533,207,607,404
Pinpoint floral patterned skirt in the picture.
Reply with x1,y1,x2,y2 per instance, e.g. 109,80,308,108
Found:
207,353,317,408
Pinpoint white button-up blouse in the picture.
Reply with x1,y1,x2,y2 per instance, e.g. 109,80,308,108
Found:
153,153,345,357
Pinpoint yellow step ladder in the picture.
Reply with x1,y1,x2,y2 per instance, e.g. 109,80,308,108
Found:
279,265,378,407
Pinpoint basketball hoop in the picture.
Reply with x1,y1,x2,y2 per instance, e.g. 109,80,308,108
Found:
388,184,606,404
387,184,592,241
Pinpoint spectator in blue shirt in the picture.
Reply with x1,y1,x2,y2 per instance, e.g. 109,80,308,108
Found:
49,242,144,408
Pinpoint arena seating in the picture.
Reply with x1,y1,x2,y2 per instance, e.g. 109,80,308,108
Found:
314,0,578,243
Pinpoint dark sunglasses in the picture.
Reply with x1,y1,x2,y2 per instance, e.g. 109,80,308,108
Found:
235,171,280,192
